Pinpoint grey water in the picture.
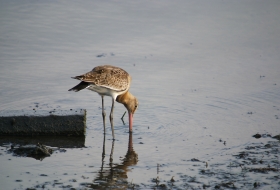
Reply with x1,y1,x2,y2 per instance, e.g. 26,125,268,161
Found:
0,0,280,189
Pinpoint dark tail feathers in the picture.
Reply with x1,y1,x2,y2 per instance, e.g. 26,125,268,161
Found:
68,81,89,92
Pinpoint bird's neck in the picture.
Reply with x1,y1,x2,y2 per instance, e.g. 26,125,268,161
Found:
116,91,133,106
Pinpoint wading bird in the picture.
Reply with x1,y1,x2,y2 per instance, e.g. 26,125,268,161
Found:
69,65,138,140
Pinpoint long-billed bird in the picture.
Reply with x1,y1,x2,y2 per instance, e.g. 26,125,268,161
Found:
69,65,138,140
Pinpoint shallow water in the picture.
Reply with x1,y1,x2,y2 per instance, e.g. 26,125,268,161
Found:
0,0,280,189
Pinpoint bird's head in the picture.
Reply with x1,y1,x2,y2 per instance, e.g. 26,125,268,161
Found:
125,96,138,114
116,91,138,132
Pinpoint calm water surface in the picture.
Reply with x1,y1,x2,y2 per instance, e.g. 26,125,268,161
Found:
0,0,280,189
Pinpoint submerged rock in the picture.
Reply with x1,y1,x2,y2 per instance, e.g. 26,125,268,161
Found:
272,134,280,140
8,143,54,160
252,134,261,139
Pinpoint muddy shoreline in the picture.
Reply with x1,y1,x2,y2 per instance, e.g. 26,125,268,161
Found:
1,133,279,189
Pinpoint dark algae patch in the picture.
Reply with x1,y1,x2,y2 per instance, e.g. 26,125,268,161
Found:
7,143,66,160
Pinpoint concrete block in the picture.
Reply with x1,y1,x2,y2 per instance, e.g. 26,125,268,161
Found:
0,109,86,136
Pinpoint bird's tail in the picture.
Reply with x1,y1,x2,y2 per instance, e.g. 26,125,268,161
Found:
68,81,89,92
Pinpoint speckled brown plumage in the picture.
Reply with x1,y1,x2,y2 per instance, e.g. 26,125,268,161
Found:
72,65,130,92
69,65,138,140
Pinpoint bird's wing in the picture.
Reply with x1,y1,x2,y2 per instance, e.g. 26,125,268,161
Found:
72,65,130,91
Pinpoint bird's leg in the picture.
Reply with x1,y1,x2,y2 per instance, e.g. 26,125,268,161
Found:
101,96,106,134
109,139,115,164
101,133,106,172
109,98,115,140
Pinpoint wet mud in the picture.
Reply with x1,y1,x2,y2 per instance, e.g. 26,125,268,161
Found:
1,133,279,189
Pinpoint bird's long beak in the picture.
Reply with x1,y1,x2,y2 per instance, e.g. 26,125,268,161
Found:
129,112,133,133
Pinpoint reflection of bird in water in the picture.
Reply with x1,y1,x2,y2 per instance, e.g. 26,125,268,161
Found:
89,133,138,189
69,65,138,139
